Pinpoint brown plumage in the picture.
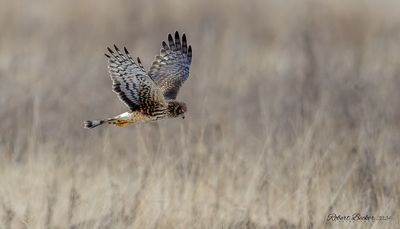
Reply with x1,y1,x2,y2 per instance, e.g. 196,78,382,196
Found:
84,31,192,129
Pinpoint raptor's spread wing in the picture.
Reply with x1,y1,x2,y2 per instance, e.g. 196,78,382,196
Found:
105,45,165,112
148,31,192,100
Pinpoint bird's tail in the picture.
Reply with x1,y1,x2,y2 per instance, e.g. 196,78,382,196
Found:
84,120,106,129
85,112,133,129
84,117,131,129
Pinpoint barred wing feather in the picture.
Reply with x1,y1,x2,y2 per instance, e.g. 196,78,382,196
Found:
105,45,165,112
148,31,192,100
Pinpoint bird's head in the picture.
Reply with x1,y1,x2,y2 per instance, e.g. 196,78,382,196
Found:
168,101,187,119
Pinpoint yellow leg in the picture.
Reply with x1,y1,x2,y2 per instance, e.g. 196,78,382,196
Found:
114,120,131,127
107,111,149,127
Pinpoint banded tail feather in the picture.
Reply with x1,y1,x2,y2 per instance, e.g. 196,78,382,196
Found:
84,115,131,129
84,120,105,129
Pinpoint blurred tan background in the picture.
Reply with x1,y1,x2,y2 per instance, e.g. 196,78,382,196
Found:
1,0,400,228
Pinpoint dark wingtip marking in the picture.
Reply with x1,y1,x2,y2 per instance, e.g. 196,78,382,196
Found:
107,47,113,53
113,44,119,51
182,34,187,53
175,31,181,48
168,33,176,50
137,57,142,64
104,53,111,58
188,45,192,60
124,47,129,54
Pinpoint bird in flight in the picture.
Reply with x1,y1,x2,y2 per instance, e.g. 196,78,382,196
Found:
84,31,192,129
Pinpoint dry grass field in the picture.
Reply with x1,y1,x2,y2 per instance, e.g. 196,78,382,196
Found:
1,0,400,228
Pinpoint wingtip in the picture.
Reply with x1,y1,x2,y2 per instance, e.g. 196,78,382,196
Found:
104,53,111,58
107,47,113,53
163,41,171,51
113,44,120,52
124,46,129,54
175,31,180,44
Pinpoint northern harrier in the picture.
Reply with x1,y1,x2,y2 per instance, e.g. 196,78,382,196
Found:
84,31,192,128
